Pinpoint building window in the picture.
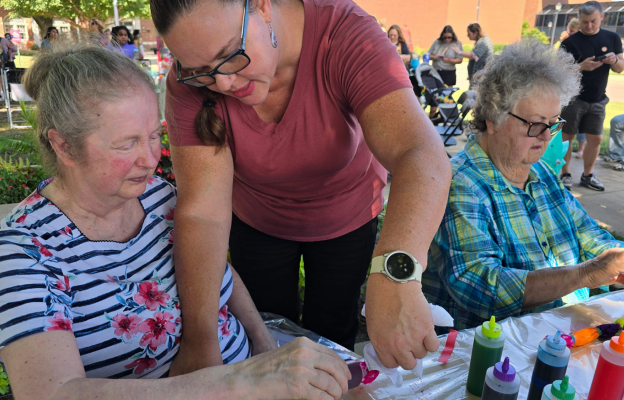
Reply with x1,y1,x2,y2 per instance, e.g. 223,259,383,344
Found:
536,15,544,27
60,26,70,33
606,12,618,26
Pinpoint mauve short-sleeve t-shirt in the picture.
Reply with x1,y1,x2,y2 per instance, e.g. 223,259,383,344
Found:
166,0,412,241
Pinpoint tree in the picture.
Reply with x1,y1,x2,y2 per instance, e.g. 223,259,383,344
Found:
0,0,151,38
521,20,550,45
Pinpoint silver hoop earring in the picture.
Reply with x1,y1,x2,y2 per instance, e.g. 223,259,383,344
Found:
270,23,278,48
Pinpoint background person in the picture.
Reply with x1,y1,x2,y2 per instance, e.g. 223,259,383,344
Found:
428,25,463,87
558,18,587,159
0,44,350,400
89,18,108,46
133,29,145,60
153,0,450,376
451,23,493,89
41,26,59,52
388,24,411,68
423,40,624,330
1,33,17,62
111,26,139,58
559,1,624,191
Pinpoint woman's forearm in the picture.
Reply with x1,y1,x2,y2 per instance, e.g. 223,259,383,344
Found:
400,54,411,63
226,266,277,352
50,367,244,400
521,265,583,311
174,212,232,366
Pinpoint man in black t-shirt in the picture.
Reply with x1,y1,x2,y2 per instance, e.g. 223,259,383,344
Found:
559,1,624,191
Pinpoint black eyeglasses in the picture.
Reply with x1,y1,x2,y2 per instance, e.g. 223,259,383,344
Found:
508,112,566,137
176,0,251,87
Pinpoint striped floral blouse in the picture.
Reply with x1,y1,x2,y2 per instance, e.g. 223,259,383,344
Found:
0,176,249,378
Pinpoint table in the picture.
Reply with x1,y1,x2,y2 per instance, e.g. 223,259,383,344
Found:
344,291,624,400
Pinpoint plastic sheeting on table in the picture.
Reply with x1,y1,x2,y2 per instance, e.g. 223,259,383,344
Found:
344,291,624,400
261,312,361,361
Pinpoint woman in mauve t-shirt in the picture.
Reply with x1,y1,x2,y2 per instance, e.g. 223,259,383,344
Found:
154,0,451,378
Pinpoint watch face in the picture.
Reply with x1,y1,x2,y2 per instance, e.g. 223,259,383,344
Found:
386,252,415,280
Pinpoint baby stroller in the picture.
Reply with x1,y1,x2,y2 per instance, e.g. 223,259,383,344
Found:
412,64,459,124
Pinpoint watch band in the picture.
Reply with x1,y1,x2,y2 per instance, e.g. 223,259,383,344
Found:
370,255,386,275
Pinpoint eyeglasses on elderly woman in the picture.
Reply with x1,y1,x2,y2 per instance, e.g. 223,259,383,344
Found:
507,112,566,137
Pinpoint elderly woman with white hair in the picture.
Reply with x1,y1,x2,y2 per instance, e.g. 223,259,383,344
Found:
422,40,624,331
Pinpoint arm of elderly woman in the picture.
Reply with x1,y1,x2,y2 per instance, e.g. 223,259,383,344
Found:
432,179,624,318
360,88,451,369
226,266,278,355
0,332,349,400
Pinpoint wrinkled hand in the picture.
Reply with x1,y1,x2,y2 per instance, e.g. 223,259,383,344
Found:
238,337,351,400
579,56,604,71
365,276,439,370
169,338,223,377
581,247,624,289
603,52,618,65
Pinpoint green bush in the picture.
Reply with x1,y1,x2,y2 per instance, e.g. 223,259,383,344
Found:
29,44,40,51
521,20,550,44
0,102,43,166
0,156,48,204
155,121,175,185
493,44,506,53
463,44,473,53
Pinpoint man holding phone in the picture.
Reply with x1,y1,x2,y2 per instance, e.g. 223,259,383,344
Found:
559,1,624,191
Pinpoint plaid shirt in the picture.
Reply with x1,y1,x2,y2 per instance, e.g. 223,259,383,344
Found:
423,137,622,330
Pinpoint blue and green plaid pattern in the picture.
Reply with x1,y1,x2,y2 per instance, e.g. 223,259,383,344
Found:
423,137,622,330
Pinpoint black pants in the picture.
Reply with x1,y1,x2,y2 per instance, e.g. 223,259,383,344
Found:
229,214,378,350
437,69,457,87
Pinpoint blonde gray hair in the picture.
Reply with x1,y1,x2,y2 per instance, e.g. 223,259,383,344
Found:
470,39,581,138
23,44,155,174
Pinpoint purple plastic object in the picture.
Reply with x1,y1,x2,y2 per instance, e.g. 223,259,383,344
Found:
493,357,516,382
347,360,363,389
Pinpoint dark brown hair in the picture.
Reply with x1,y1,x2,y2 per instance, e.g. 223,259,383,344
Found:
468,23,485,40
438,25,458,42
151,0,261,148
388,24,406,43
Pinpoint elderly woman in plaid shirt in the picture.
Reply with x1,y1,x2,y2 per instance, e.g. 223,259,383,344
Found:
423,40,624,331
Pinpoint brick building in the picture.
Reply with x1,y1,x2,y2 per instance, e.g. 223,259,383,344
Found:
354,0,545,48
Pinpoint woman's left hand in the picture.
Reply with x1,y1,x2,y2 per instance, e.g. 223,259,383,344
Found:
450,44,460,53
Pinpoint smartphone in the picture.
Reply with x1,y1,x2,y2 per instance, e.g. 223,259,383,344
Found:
595,55,607,61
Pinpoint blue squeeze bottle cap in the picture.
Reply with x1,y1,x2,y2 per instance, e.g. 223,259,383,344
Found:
545,330,567,354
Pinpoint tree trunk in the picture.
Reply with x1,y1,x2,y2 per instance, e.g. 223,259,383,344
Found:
31,16,54,40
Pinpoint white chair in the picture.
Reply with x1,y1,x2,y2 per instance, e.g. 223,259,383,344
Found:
2,67,35,129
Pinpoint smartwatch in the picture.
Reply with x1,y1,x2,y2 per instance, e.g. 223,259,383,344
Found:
370,251,423,283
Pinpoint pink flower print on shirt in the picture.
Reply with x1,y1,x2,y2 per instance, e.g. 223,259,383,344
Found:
58,226,72,236
112,313,142,341
167,229,174,244
134,281,170,311
164,208,175,221
55,276,71,292
44,312,73,332
15,214,27,224
147,176,158,185
19,192,43,207
125,356,157,375
219,320,232,338
138,311,176,351
31,238,53,258
218,305,228,323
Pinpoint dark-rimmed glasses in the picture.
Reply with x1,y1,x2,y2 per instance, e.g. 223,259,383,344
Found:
442,35,453,40
176,0,251,87
508,112,566,137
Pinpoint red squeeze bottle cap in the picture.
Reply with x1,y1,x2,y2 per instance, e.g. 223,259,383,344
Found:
611,331,624,353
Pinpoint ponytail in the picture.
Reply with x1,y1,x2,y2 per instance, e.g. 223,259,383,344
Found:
195,88,226,148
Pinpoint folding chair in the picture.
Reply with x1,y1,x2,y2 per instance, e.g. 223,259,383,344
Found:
2,67,34,129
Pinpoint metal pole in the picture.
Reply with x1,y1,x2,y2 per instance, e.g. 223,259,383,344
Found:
476,0,481,23
113,0,120,26
551,12,559,47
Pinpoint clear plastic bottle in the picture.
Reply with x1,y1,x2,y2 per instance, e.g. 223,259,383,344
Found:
587,331,624,400
527,331,571,400
482,357,520,400
466,316,506,397
541,376,575,400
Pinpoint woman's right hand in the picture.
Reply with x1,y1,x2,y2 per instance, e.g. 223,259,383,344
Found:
237,337,351,400
581,247,624,289
449,44,460,53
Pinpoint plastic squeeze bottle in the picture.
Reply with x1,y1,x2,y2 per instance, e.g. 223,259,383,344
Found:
541,375,575,400
527,331,571,400
466,316,506,397
587,331,624,400
482,357,521,400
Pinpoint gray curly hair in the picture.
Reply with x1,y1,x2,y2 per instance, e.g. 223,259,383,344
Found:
470,39,581,139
